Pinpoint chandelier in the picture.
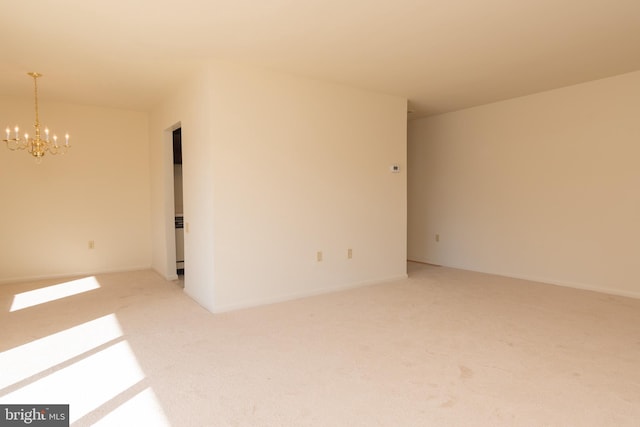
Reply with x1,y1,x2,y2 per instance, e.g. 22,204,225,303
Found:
3,72,70,162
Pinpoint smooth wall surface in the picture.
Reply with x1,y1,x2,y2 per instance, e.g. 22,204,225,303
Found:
151,61,408,312
149,67,217,308
408,71,640,297
208,62,408,311
0,96,151,283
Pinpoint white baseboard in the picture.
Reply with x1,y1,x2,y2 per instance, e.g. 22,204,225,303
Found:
410,258,640,300
493,271,640,300
209,274,409,314
0,265,153,286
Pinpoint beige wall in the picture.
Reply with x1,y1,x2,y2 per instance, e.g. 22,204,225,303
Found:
0,96,151,283
149,67,216,306
408,71,640,297
151,61,407,312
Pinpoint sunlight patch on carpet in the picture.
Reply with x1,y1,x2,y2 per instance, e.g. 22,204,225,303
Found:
2,340,145,423
0,314,123,389
10,276,100,312
92,387,171,427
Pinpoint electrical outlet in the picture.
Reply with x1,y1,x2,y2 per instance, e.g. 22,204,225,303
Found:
317,251,323,262
347,248,353,259
435,234,440,242
88,240,95,249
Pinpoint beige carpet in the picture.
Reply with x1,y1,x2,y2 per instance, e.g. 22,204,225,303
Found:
1,262,640,426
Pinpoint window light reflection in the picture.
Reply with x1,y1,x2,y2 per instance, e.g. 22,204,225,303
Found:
10,276,100,312
93,387,171,426
1,340,146,424
0,314,123,389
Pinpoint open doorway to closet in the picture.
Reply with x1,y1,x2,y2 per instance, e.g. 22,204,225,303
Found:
173,128,185,277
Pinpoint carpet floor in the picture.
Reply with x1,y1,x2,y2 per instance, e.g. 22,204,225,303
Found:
1,262,640,426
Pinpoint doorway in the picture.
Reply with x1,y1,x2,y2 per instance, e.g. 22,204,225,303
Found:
173,128,184,276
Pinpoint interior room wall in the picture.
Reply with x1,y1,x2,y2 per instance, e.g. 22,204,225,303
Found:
149,67,217,306
0,96,151,283
408,71,640,297
207,62,408,311
150,61,407,312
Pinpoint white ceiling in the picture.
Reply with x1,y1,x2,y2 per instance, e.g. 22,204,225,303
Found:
1,0,639,118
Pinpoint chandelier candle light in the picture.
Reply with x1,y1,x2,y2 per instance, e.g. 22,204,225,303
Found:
3,72,70,161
